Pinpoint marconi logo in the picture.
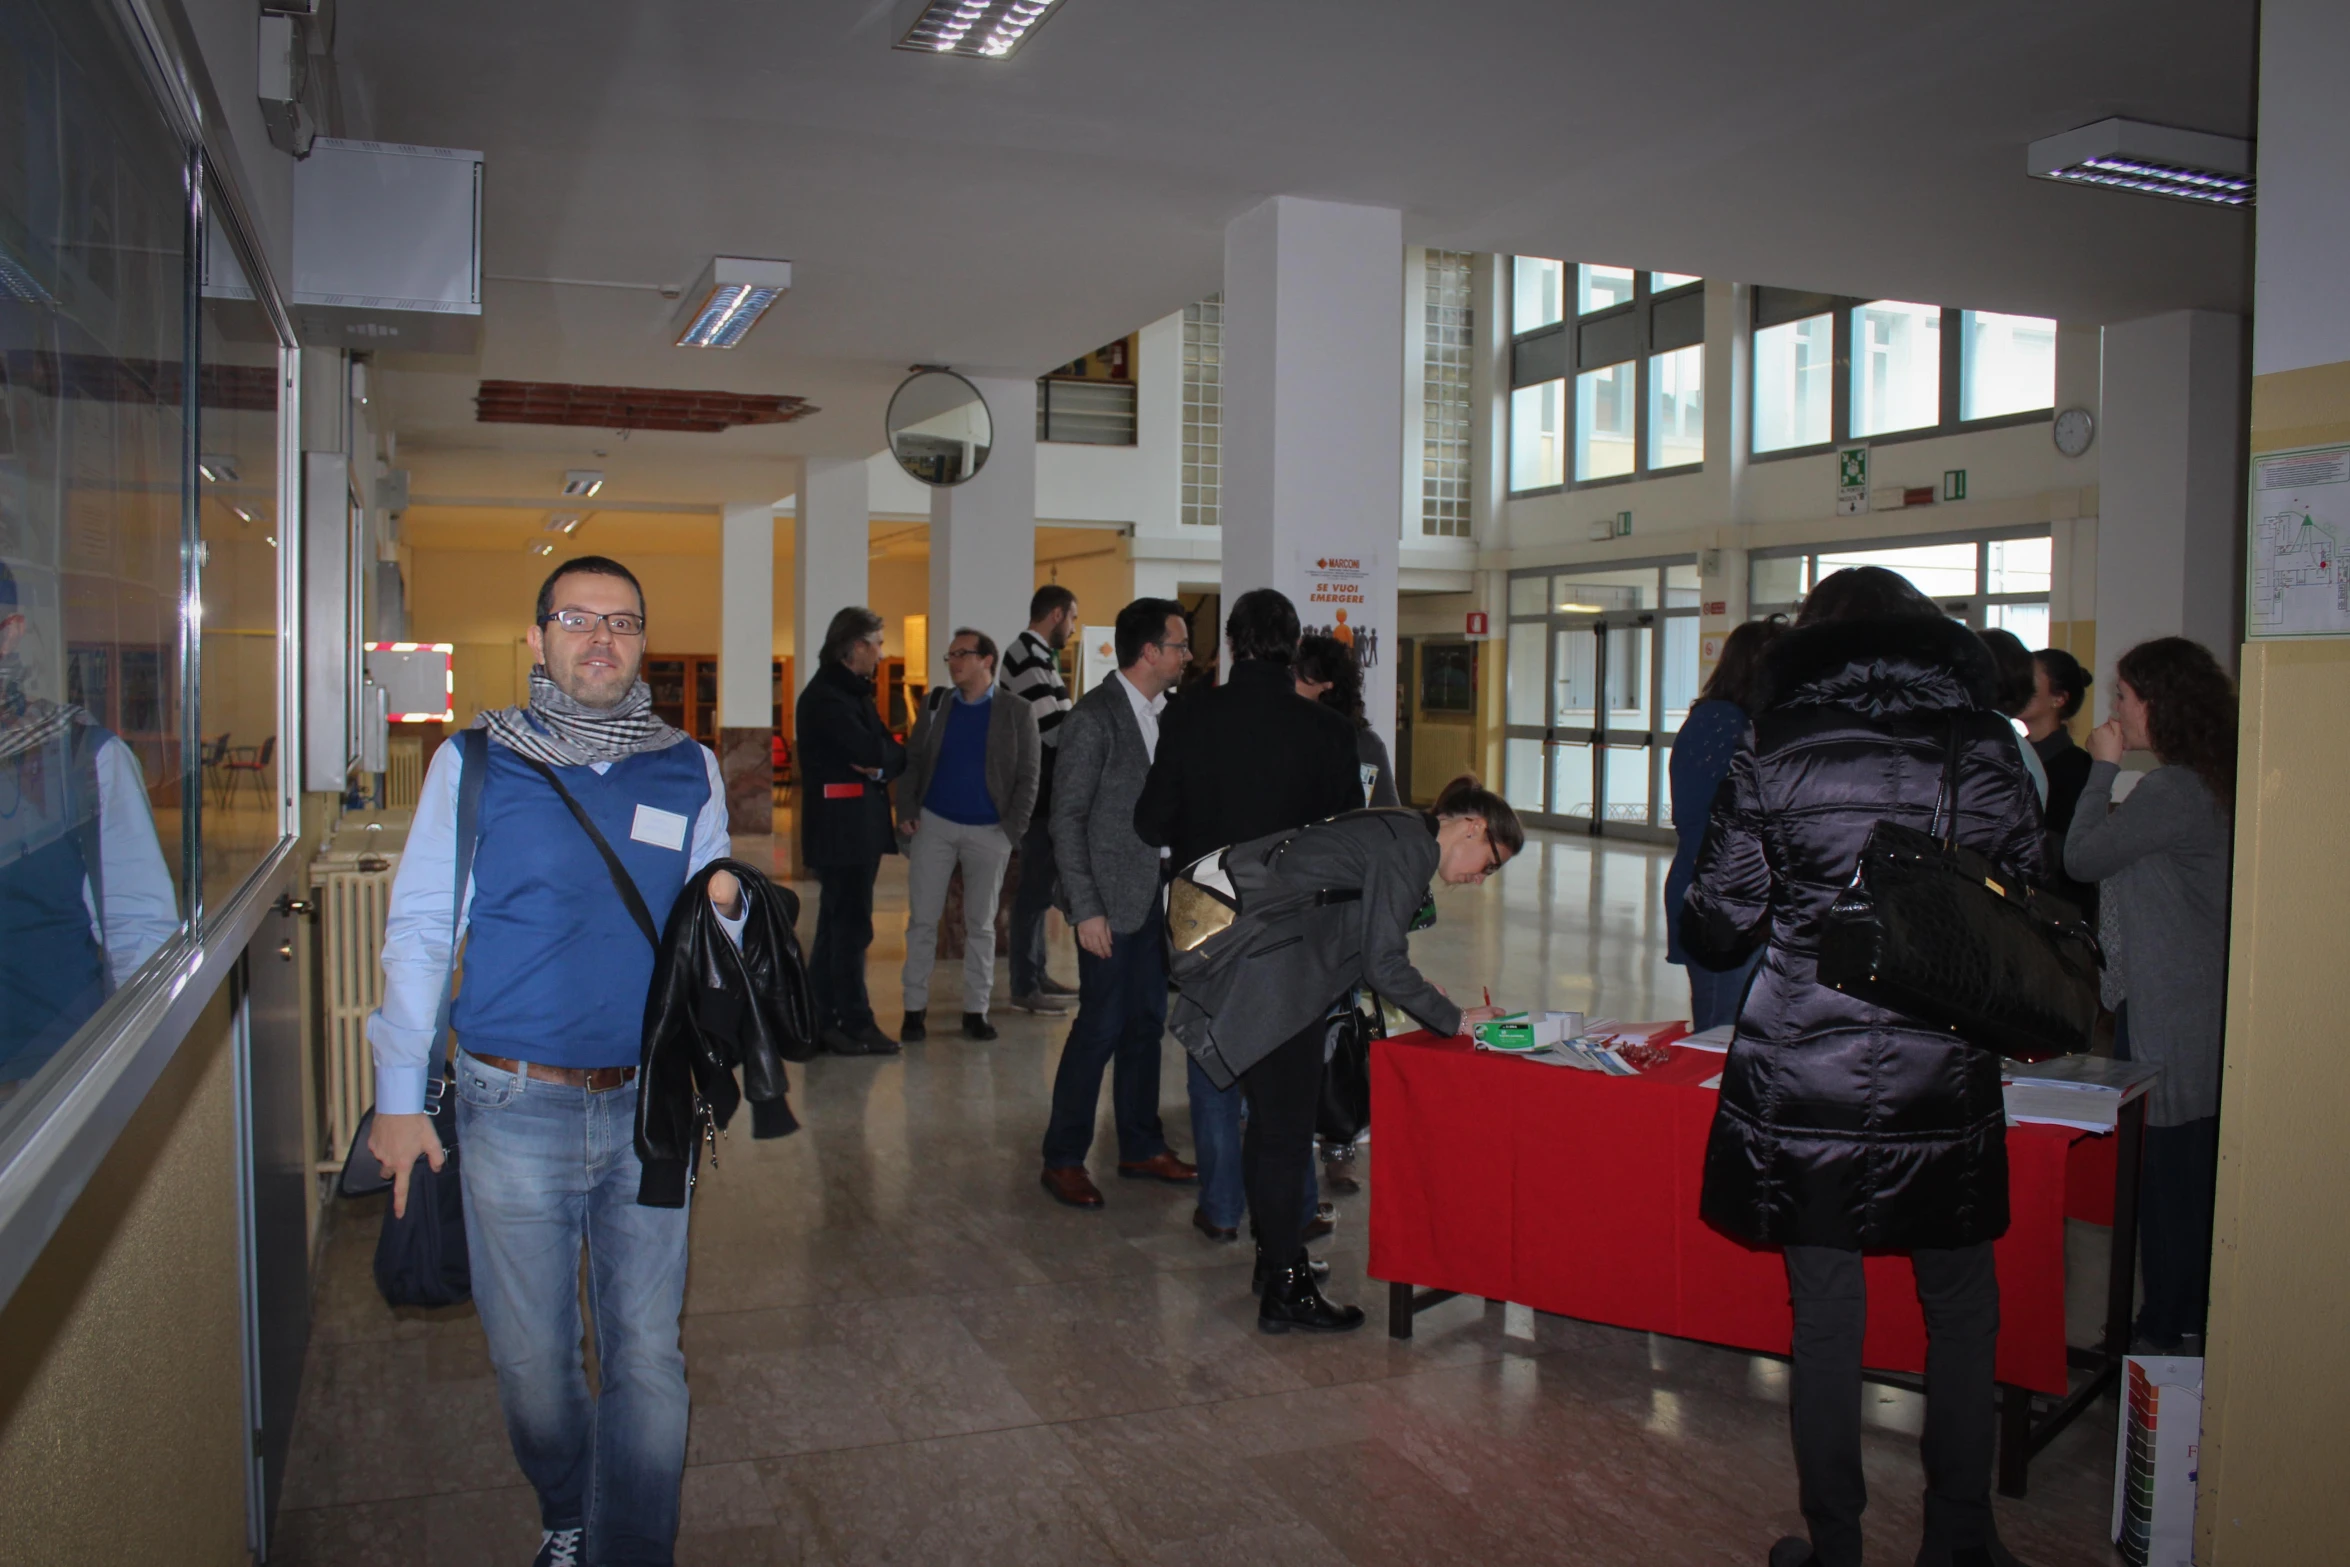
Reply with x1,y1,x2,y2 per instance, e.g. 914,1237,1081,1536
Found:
1317,557,1363,570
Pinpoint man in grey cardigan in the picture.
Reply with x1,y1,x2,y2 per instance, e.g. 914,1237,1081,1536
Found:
896,628,1039,1042
1038,598,1198,1208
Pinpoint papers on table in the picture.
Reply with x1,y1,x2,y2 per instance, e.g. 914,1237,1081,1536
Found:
2001,1055,2162,1133
1679,1024,1736,1054
1699,1072,1724,1091
1471,1017,1685,1076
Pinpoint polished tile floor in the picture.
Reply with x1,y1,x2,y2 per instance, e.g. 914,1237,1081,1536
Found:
273,831,2124,1566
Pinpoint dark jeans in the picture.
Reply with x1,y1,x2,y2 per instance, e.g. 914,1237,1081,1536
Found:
2113,1004,2219,1344
1784,1242,2003,1567
811,860,879,1033
1682,947,1762,1033
1041,926,1170,1168
1241,1010,1334,1271
1009,812,1059,996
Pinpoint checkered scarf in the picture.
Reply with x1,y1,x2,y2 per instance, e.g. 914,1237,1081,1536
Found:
475,666,687,767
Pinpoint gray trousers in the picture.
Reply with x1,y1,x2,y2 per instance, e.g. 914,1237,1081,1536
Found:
900,808,1015,1016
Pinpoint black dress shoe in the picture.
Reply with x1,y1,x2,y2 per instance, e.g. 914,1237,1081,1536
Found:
819,1024,862,1055
1251,1245,1330,1295
900,1010,927,1043
1039,974,1078,997
1766,1539,1815,1567
1257,1260,1364,1334
962,1012,998,1040
854,1020,900,1054
1192,1208,1239,1243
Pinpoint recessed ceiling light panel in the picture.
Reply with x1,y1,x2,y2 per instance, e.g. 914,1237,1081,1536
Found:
673,256,793,349
562,469,604,497
2027,117,2253,208
894,0,1063,59
199,454,239,483
528,540,556,556
545,513,586,534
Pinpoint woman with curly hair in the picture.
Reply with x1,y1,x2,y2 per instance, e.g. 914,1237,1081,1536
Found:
2066,636,2236,1352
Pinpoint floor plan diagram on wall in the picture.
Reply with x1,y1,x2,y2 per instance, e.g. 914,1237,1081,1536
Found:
2250,443,2350,639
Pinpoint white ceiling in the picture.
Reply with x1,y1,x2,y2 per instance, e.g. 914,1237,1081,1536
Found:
341,0,2256,501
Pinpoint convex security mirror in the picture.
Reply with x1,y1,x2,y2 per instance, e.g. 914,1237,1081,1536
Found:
886,370,992,486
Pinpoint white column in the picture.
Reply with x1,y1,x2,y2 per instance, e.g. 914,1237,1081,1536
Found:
929,375,1038,670
1221,195,1405,744
2094,310,2248,709
719,502,775,726
794,458,870,693
716,501,777,831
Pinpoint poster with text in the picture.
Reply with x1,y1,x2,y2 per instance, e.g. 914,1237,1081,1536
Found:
2248,443,2350,639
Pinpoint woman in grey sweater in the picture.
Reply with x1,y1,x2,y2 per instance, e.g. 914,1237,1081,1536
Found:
2066,636,2236,1352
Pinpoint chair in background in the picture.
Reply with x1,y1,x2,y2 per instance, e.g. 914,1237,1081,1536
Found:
200,732,232,808
222,735,276,806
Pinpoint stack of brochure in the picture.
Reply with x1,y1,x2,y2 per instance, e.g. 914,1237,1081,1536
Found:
1471,1016,1683,1076
2000,1055,2161,1132
1678,1024,1737,1054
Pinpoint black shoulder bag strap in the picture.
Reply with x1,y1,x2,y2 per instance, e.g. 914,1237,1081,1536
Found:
1931,714,1965,850
512,751,662,949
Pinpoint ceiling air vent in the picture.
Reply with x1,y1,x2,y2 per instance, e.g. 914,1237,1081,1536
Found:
474,381,820,433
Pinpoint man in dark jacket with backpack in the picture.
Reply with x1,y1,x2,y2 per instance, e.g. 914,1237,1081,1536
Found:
795,605,907,1055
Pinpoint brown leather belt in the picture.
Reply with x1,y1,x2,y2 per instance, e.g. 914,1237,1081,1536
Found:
468,1052,637,1092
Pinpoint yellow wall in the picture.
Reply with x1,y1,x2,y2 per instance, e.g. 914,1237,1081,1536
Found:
0,988,249,1565
2196,360,2350,1562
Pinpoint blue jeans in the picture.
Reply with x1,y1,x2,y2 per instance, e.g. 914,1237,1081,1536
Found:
1683,948,1763,1033
1188,1054,1320,1234
1041,927,1169,1168
456,1051,690,1565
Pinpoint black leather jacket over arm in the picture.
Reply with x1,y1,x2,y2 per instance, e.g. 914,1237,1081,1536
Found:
636,858,818,1206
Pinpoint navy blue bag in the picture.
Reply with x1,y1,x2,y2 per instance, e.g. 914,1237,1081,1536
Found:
338,730,486,1309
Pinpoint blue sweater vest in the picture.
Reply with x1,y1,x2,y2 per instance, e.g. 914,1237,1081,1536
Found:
453,739,710,1068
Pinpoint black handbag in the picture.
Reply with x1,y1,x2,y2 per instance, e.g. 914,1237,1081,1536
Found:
1815,717,2102,1063
1316,997,1383,1145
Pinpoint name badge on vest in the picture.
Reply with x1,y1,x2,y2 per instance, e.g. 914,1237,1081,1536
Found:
630,803,689,851
822,782,864,799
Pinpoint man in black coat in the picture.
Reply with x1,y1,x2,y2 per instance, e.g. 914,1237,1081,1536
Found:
794,606,906,1055
1135,588,1364,1332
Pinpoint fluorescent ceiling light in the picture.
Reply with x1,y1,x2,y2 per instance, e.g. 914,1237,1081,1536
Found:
672,256,793,349
199,454,239,483
1557,602,1603,614
528,540,556,556
545,513,586,534
230,505,257,524
894,0,1063,60
2027,118,2253,208
562,469,604,497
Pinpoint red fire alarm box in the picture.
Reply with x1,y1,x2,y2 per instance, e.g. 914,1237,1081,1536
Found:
1465,610,1490,637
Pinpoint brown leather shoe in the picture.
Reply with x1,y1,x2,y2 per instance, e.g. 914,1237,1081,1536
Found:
1116,1150,1199,1184
1040,1166,1105,1208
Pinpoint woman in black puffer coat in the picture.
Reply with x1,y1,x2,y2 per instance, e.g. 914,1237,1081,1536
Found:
1681,567,2045,1567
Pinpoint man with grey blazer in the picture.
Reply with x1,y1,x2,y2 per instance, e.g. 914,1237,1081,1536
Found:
895,628,1040,1042
1039,598,1199,1208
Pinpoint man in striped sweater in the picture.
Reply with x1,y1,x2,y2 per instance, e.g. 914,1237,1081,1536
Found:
1002,584,1080,1013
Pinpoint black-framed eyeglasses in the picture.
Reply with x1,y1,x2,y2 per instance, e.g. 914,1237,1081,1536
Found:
1154,639,1193,657
944,647,988,662
542,609,645,637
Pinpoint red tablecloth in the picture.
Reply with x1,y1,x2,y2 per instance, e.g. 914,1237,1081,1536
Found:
1368,1032,2109,1398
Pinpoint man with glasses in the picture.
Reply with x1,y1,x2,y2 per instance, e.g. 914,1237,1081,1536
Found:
893,628,1039,1042
367,555,745,1567
1038,598,1199,1207
795,605,907,1055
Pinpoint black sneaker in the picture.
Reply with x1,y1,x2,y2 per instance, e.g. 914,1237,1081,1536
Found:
962,1012,998,1040
901,1010,927,1043
534,1528,584,1567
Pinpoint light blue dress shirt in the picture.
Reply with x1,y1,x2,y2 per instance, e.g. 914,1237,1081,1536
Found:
365,737,743,1117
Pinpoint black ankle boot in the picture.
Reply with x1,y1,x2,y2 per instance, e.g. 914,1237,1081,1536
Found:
1250,1245,1330,1295
900,1010,926,1043
1257,1259,1364,1335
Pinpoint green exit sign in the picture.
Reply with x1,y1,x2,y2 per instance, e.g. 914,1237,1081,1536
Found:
1943,469,1967,501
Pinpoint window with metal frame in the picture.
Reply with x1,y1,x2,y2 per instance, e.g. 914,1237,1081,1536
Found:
1750,287,2057,458
1422,250,1474,537
1181,295,1221,526
1499,557,1702,836
1747,530,2054,645
1509,261,1705,493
